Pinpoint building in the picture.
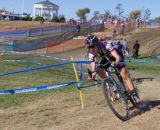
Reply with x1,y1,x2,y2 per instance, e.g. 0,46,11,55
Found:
0,10,21,20
33,0,59,20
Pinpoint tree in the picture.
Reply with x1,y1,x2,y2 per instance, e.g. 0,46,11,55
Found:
143,9,151,20
59,15,66,22
115,3,124,19
50,15,66,23
76,8,90,21
129,10,141,19
154,16,160,22
0,8,6,13
92,11,100,19
51,16,60,22
22,14,32,21
35,16,44,21
104,10,110,20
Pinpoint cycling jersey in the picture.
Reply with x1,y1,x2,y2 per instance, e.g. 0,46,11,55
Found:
113,43,126,60
88,41,125,70
88,41,114,62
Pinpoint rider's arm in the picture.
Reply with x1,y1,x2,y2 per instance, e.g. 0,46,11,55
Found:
88,52,96,79
124,49,129,56
106,42,121,66
90,61,96,79
110,49,121,66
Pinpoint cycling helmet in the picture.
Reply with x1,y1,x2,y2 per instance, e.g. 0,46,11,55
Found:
85,35,99,48
107,40,112,44
116,40,121,45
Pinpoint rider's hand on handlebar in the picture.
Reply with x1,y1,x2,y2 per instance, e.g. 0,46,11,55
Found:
91,72,97,81
111,62,118,67
87,69,97,81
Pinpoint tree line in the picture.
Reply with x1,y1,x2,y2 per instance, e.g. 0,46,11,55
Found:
1,3,160,23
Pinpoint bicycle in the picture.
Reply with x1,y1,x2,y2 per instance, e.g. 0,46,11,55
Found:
87,59,141,121
100,61,141,121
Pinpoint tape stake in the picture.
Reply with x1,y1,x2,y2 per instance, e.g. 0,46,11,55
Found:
71,56,84,109
79,90,84,109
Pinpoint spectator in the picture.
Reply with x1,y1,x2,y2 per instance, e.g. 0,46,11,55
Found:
132,40,140,58
40,17,45,24
123,39,129,53
120,21,125,35
136,18,140,28
112,29,117,39
76,24,81,37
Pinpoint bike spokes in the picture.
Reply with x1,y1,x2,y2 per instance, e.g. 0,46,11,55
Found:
103,78,129,121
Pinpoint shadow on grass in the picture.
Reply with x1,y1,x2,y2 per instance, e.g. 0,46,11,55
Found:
132,77,154,84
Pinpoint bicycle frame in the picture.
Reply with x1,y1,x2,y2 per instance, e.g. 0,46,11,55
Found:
106,67,127,94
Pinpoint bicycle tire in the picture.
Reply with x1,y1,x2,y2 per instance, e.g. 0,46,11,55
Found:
102,77,129,121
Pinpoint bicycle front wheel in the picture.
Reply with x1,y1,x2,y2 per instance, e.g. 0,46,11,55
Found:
102,77,129,121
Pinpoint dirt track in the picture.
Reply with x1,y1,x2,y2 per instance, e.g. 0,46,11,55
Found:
0,73,159,130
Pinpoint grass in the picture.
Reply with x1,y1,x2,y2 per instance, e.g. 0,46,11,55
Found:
127,62,160,77
0,53,93,108
0,21,40,27
0,54,159,109
0,21,66,27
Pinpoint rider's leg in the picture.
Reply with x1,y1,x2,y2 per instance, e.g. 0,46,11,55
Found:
120,67,140,103
120,67,135,92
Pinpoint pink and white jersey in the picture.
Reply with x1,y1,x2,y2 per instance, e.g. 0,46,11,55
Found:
88,41,114,62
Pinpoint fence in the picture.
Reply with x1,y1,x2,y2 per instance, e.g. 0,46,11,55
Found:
0,22,103,38
12,24,103,52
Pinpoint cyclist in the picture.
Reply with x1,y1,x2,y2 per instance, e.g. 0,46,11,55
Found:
123,39,129,53
85,35,140,104
113,40,130,60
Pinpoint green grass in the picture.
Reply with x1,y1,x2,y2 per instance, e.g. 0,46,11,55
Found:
127,62,160,77
0,85,78,109
0,53,89,108
0,52,159,109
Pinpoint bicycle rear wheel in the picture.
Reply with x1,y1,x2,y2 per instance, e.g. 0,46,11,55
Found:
102,77,129,121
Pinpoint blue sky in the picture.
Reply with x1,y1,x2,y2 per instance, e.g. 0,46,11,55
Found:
0,0,159,19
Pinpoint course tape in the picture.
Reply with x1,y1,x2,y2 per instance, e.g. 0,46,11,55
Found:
39,54,68,61
77,81,101,89
0,59,42,65
0,61,74,77
0,58,159,95
0,82,77,95
1,59,159,77
151,55,160,59
1,50,36,54
38,55,160,64
126,59,160,64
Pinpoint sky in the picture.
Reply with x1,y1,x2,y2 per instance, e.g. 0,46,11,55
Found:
0,0,159,20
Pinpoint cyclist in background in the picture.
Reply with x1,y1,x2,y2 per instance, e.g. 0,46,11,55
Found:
113,40,129,58
85,35,140,104
123,39,130,53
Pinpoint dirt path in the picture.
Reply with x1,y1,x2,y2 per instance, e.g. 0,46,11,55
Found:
0,71,159,130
